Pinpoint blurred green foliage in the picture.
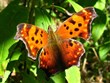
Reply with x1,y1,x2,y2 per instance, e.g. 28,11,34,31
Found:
0,0,110,83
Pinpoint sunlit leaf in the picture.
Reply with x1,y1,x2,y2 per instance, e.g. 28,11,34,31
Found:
51,72,65,83
0,59,9,79
0,0,29,61
35,8,55,31
67,0,83,12
94,0,106,10
65,66,80,83
10,48,21,61
1,70,11,83
0,63,4,78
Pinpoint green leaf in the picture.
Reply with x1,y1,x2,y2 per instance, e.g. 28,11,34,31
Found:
0,60,9,78
22,72,38,83
1,70,11,83
94,0,106,10
0,0,29,61
35,8,55,32
51,72,65,83
92,9,106,41
65,66,80,83
99,41,110,61
0,63,4,78
67,0,83,12
10,47,21,61
37,69,48,83
0,0,29,79
77,0,97,7
30,65,37,77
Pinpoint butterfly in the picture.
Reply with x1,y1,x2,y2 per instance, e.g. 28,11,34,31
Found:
14,7,97,75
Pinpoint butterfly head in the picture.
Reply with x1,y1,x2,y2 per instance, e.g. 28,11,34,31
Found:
14,23,25,39
48,26,53,33
14,23,31,40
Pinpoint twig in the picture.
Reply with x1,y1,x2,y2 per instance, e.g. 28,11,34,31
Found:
92,47,100,62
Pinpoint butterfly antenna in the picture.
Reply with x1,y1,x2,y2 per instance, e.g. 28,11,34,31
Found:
64,9,73,16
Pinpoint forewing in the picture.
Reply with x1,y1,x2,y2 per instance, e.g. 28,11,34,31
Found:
14,23,48,60
56,7,97,40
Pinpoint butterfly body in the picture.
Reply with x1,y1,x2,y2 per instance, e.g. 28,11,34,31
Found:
39,27,85,74
42,27,64,73
14,7,97,75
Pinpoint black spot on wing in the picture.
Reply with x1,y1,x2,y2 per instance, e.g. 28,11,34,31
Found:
74,28,79,31
40,41,43,44
40,34,43,37
31,37,34,41
44,51,46,55
35,40,39,44
41,31,43,33
69,40,73,47
78,23,82,27
69,19,76,25
83,16,86,20
64,24,66,27
35,28,39,35
66,26,69,30
70,31,73,35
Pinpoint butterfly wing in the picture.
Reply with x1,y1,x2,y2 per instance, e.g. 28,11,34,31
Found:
39,38,84,75
14,23,48,60
39,44,60,75
59,39,85,68
56,7,97,40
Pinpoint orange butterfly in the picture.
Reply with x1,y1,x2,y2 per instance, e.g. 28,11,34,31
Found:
14,7,97,75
